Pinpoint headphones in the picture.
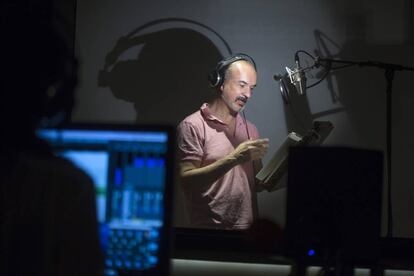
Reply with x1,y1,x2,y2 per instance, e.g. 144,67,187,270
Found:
208,53,257,88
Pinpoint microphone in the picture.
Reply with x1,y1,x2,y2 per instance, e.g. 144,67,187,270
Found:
285,55,307,95
273,74,284,81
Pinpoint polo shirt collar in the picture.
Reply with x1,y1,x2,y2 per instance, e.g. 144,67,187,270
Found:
200,103,244,127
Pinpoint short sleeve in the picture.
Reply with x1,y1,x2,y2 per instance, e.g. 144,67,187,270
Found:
177,121,204,163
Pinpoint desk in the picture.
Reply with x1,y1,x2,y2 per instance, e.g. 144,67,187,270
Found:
173,229,414,276
171,259,414,276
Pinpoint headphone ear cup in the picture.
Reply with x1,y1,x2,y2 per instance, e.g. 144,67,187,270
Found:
208,53,256,89
208,59,228,88
208,69,221,88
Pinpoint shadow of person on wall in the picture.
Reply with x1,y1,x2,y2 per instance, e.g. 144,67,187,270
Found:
98,23,225,126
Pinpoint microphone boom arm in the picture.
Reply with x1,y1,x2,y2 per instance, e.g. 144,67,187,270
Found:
293,49,414,238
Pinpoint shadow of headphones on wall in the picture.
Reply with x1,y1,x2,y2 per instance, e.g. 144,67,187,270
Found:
99,17,234,88
95,17,249,125
208,53,257,88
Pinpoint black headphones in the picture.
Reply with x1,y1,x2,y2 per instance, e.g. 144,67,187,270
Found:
208,53,257,88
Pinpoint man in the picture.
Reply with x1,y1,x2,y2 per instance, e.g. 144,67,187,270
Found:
0,3,103,275
177,53,269,230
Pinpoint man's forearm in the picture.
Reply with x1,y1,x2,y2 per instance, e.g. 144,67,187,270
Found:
180,156,239,187
180,138,269,187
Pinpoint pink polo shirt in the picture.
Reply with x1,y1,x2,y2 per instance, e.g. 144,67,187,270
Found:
177,103,260,229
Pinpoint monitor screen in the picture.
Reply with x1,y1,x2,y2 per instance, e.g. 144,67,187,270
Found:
37,124,175,276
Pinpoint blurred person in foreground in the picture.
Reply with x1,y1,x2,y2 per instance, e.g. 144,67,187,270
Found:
0,2,103,275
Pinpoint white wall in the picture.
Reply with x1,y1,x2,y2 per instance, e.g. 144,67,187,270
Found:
74,0,414,238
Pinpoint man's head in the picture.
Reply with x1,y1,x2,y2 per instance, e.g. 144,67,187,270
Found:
2,5,76,139
208,53,256,89
208,54,257,115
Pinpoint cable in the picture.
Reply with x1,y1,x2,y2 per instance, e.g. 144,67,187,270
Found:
242,110,251,140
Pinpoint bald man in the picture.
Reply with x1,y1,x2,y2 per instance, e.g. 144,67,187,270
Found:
177,54,270,230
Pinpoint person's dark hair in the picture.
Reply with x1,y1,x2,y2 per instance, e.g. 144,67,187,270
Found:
1,4,104,276
2,3,76,145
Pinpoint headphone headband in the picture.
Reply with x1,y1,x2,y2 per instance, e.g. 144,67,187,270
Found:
208,53,256,88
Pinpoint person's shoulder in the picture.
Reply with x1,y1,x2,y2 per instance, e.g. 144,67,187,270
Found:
178,109,205,129
180,109,203,123
18,152,94,192
53,156,92,182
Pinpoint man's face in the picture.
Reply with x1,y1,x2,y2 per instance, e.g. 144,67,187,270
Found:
220,60,257,115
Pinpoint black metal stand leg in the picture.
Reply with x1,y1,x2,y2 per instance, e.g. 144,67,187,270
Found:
370,261,384,276
385,68,395,238
332,262,353,276
291,259,307,276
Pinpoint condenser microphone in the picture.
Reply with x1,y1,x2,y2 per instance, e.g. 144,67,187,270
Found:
286,58,307,96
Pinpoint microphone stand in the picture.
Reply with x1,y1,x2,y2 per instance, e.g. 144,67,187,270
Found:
312,55,414,238
288,52,414,276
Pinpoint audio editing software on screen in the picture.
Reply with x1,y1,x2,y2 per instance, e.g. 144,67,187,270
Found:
38,126,172,275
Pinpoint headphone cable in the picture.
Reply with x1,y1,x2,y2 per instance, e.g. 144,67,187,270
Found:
242,110,251,140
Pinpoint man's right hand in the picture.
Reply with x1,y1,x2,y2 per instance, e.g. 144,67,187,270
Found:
230,138,269,164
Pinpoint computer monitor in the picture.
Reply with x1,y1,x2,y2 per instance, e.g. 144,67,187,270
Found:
37,124,175,276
